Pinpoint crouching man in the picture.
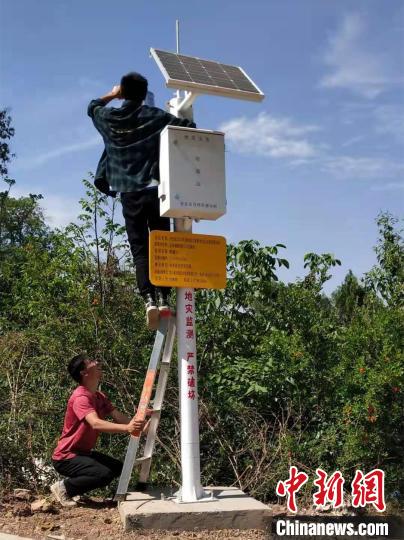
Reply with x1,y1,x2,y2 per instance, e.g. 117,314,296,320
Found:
51,353,146,507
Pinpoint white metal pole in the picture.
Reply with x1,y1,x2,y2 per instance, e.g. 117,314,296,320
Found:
168,96,209,502
174,218,205,502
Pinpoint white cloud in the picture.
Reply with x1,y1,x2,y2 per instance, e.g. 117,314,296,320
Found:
220,112,320,159
16,136,102,170
323,156,404,180
320,13,403,98
219,112,404,183
10,186,80,229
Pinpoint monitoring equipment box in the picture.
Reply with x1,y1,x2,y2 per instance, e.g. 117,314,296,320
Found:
159,126,226,220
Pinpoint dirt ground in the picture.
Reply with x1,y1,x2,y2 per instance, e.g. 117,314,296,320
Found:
0,494,270,540
2,493,401,540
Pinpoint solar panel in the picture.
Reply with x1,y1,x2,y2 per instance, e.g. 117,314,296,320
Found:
150,48,264,102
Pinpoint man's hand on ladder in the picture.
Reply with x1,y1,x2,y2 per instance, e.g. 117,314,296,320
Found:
127,406,154,436
127,416,146,436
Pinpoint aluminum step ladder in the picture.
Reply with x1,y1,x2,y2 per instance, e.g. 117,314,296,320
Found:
115,310,176,501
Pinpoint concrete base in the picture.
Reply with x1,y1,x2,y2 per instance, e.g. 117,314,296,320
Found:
119,486,270,532
0,534,33,540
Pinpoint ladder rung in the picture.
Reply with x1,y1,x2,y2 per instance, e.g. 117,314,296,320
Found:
135,456,152,464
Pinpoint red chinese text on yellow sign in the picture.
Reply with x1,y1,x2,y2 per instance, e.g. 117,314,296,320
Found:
149,230,226,289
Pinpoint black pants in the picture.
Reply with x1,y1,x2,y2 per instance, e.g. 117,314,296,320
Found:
121,188,171,298
52,451,123,498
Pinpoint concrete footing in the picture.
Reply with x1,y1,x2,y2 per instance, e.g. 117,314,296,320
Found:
119,486,270,532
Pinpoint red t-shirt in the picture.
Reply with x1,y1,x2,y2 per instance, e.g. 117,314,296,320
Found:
52,385,114,461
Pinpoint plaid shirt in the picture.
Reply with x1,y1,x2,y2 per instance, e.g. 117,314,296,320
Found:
88,99,195,193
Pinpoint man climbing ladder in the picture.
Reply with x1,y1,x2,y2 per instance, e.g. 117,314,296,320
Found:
87,72,195,329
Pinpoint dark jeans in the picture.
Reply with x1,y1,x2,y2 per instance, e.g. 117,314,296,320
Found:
121,188,171,299
52,451,123,497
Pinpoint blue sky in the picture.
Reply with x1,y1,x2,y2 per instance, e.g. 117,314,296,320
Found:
1,0,403,293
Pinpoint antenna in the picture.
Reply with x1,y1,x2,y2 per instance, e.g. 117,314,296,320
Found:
175,20,181,100
176,19,180,54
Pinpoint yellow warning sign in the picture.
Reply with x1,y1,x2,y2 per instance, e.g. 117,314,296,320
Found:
149,231,227,289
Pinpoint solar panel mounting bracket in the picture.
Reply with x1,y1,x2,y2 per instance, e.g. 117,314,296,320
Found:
171,91,199,116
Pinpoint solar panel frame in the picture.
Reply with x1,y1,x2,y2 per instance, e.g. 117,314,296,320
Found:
150,48,265,102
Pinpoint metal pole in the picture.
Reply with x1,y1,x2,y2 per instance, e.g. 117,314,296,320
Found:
174,218,206,502
168,96,210,502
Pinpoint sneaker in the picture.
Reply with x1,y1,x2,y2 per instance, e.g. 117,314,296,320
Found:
72,494,93,504
50,480,77,507
144,293,159,330
157,290,171,312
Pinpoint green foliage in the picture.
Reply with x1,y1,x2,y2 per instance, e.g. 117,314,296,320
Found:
0,184,156,494
332,306,403,482
0,194,47,249
332,270,367,324
0,119,402,504
0,107,15,184
194,230,402,502
365,212,404,307
303,252,341,291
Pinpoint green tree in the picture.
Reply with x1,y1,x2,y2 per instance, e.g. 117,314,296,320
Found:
0,112,50,322
332,270,367,324
0,194,47,249
365,212,404,307
0,107,15,187
303,252,341,291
